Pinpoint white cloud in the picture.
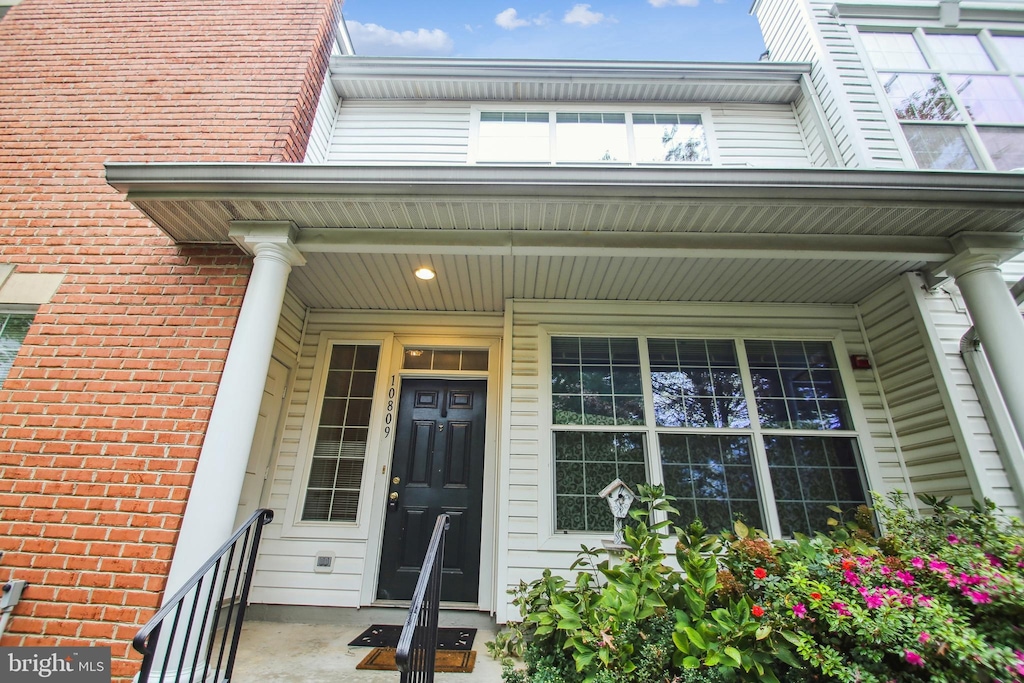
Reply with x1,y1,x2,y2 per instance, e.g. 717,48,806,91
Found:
563,3,608,25
347,20,454,56
648,0,700,6
495,8,529,29
495,8,548,30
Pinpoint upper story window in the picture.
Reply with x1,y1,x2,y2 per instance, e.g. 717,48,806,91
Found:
474,109,711,165
861,31,1024,171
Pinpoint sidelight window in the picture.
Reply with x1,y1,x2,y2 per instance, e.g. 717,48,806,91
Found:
0,312,33,388
301,344,380,522
550,335,869,537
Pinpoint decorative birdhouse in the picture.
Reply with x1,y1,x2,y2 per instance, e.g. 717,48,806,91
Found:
598,479,636,549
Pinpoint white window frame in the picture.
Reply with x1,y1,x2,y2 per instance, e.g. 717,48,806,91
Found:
537,328,880,551
467,104,719,166
853,26,1024,171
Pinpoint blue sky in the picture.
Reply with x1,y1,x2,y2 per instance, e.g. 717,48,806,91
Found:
341,0,768,63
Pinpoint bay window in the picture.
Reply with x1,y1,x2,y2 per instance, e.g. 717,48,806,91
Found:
550,335,869,537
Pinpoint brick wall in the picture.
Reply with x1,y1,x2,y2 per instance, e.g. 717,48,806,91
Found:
0,0,342,677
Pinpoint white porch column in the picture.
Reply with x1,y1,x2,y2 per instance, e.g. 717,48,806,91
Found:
944,234,1024,451
164,222,305,598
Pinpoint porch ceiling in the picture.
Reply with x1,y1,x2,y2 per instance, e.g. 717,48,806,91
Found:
105,164,1024,309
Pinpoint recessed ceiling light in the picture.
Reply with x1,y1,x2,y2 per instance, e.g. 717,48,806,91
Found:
414,267,436,280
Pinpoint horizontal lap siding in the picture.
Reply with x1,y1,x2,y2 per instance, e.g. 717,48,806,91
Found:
858,278,976,509
502,299,909,612
252,310,502,608
713,104,812,167
795,93,832,167
924,287,1019,515
327,102,471,164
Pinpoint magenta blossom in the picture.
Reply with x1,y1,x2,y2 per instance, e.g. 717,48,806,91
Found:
895,570,915,586
905,651,925,666
792,603,807,618
843,570,860,586
864,593,884,609
832,601,851,617
947,534,960,544
963,588,992,604
929,560,949,573
911,557,925,569
918,632,931,644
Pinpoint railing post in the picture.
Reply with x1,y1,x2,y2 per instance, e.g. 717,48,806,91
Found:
396,513,450,683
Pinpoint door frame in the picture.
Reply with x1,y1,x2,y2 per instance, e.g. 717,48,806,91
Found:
360,335,502,610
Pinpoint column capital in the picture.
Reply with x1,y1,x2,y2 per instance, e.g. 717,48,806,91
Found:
228,220,306,267
933,232,1023,281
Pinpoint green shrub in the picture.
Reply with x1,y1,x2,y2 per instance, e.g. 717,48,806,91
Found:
490,489,1024,683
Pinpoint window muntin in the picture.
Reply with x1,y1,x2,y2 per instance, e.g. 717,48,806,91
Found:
551,335,869,537
0,312,33,387
403,347,488,371
476,110,710,165
554,431,648,531
862,30,1024,170
302,344,380,522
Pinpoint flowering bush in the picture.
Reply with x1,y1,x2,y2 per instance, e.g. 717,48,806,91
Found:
490,489,1024,683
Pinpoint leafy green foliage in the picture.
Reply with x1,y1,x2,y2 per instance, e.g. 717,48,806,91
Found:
490,490,1024,683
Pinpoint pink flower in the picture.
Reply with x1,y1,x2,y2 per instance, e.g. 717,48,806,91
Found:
753,567,768,580
843,570,860,586
918,632,931,644
792,603,807,618
864,593,883,609
947,534,960,544
985,553,1003,567
917,595,934,607
895,570,915,586
911,557,924,569
857,556,872,568
929,560,949,573
963,588,991,604
905,651,925,666
832,601,851,616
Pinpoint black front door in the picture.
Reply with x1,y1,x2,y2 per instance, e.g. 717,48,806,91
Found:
377,378,486,603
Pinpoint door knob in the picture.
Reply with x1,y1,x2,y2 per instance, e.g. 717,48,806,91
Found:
389,492,399,501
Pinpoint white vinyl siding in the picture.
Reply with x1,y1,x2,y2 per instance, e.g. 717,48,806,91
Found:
327,102,471,164
324,101,814,168
711,103,812,167
753,0,908,168
498,299,908,621
303,76,339,163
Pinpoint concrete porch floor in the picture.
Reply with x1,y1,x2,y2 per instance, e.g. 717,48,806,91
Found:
230,606,505,683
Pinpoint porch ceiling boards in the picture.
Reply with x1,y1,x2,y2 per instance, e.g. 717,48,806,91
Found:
106,164,1024,310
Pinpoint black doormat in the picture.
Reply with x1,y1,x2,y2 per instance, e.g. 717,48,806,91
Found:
348,624,476,650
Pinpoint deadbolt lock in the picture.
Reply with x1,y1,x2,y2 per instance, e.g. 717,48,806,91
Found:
392,476,401,485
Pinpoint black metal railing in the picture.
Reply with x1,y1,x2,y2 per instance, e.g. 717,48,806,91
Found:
395,513,450,683
133,508,273,683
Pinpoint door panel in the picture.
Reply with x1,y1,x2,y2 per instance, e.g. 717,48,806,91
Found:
377,378,486,603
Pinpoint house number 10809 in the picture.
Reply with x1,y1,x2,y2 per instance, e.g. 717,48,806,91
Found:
383,377,396,437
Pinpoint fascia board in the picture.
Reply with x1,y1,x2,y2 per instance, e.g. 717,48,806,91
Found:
106,163,1024,208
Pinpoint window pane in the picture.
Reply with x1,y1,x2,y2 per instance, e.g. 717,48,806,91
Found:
0,313,34,387
766,436,867,537
746,340,851,430
556,113,628,162
992,36,1024,70
478,112,550,162
927,34,995,72
633,114,709,163
302,344,380,522
649,339,748,428
554,431,648,532
552,337,644,426
861,32,927,70
902,124,980,169
659,434,763,533
977,127,1024,170
880,73,960,121
949,74,1024,123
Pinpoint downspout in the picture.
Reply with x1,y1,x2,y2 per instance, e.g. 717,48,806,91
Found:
959,277,1024,509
